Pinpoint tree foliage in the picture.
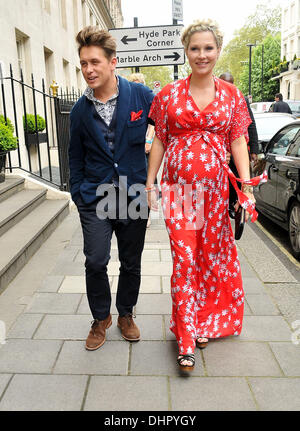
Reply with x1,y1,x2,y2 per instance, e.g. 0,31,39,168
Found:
139,66,174,89
239,33,281,101
214,2,281,87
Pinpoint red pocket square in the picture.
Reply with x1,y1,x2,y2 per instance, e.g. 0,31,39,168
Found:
130,110,143,121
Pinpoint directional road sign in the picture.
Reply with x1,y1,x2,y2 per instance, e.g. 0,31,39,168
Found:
110,24,185,68
116,48,185,68
110,25,183,52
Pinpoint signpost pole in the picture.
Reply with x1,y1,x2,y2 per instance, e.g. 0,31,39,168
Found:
172,0,183,81
173,18,178,81
134,17,140,73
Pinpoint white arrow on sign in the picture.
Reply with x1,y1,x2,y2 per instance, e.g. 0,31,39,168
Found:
109,25,184,52
116,48,185,68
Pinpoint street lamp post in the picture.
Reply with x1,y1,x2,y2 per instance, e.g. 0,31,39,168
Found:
247,43,256,99
261,44,264,101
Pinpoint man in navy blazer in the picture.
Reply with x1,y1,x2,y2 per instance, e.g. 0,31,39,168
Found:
69,26,154,351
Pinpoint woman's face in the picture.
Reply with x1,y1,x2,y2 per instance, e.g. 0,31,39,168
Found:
186,31,220,77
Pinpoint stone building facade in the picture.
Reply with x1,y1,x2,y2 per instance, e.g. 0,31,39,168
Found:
279,0,300,100
0,0,123,93
0,0,123,178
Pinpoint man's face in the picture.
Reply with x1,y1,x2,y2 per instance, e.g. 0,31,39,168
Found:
79,45,117,92
275,96,279,102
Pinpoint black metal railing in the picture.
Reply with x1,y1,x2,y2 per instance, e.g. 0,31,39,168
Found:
0,65,81,191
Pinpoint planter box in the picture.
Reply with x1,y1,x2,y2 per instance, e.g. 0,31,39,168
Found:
0,151,7,183
25,132,48,146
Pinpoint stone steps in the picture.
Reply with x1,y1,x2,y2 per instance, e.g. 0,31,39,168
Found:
0,176,69,293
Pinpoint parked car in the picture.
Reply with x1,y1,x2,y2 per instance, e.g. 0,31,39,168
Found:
285,100,300,118
253,112,297,152
252,120,300,259
250,101,273,113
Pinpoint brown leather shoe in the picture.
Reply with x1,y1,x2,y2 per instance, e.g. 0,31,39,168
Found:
117,314,140,341
85,314,112,351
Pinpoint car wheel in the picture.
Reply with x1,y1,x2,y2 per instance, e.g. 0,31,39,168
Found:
288,201,300,260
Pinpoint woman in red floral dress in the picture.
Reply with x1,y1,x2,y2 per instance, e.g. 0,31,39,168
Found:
146,19,266,371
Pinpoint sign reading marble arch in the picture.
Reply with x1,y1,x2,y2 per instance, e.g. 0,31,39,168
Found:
109,25,185,68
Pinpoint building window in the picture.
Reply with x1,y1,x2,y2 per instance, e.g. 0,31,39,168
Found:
73,0,78,33
82,0,86,27
15,29,31,81
284,9,288,29
42,0,51,13
60,0,67,29
44,47,54,93
76,67,82,90
90,10,94,25
63,59,70,91
291,3,295,26
290,39,295,60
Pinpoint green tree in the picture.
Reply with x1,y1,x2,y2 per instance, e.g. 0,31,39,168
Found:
178,61,191,79
139,66,173,89
239,33,281,101
214,2,281,86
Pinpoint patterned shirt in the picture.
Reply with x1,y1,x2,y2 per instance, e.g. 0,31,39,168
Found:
84,76,119,126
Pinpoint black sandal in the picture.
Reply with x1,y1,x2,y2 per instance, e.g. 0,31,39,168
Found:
196,337,209,349
177,354,195,372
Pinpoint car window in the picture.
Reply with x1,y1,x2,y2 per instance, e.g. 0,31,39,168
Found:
288,134,300,157
255,116,296,140
268,125,300,155
287,102,300,114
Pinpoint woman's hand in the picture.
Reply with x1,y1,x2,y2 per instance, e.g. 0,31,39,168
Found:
234,190,256,222
145,142,152,154
147,189,159,211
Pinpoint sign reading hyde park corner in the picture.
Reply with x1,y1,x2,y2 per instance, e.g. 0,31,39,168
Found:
109,25,185,68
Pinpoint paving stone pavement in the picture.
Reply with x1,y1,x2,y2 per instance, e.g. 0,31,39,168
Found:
0,207,299,412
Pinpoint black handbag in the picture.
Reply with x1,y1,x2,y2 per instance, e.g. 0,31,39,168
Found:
234,206,245,240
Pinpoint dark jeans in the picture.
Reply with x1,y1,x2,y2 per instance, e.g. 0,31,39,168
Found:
76,190,148,320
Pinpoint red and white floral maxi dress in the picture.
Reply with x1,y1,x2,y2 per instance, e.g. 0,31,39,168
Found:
149,75,265,355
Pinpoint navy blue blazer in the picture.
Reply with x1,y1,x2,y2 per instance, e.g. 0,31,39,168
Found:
69,75,154,204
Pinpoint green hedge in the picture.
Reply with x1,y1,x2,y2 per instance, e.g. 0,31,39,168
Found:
0,122,18,152
23,114,46,134
0,115,14,133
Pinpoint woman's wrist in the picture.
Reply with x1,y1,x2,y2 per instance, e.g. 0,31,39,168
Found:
145,183,155,191
242,184,253,193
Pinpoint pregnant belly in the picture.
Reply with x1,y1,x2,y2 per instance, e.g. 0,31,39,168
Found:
163,142,222,185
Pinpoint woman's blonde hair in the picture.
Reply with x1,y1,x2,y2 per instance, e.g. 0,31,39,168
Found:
128,73,146,84
181,19,223,50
